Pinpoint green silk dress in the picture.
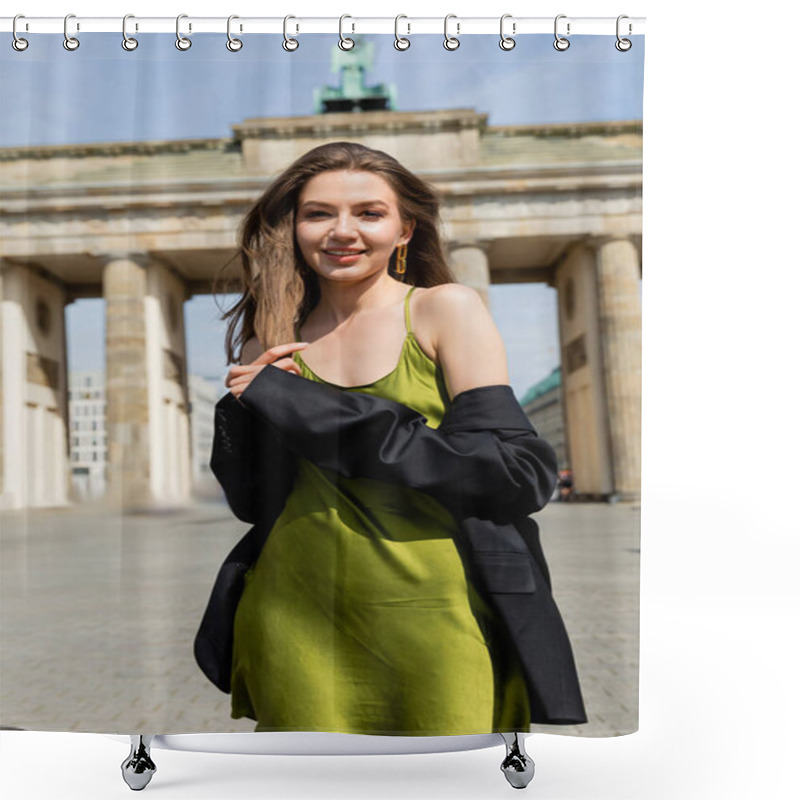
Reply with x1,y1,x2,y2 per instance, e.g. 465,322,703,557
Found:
230,285,531,735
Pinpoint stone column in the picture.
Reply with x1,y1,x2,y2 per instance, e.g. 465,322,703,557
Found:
0,260,70,510
590,236,642,501
102,253,152,509
447,240,491,307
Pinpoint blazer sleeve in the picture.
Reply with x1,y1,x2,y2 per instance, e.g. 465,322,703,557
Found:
238,364,559,523
209,392,262,524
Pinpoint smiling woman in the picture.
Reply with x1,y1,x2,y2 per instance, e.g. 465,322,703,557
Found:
203,140,585,741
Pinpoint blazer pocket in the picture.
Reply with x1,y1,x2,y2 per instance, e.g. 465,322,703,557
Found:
471,551,537,594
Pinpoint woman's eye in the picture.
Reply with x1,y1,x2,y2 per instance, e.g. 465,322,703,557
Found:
305,210,383,219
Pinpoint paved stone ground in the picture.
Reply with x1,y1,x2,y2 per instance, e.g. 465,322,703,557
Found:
531,500,640,738
0,498,639,737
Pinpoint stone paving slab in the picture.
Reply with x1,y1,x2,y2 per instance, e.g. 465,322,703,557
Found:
0,499,639,737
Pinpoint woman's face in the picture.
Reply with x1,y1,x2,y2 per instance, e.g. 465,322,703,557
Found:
295,169,414,284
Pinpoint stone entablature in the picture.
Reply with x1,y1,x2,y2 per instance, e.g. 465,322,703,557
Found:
0,118,642,164
0,117,642,190
232,108,489,140
233,109,490,172
0,137,235,162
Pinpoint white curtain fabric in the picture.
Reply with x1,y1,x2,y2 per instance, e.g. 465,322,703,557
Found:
0,27,643,741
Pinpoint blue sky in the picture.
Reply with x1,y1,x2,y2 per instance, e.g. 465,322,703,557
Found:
2,33,644,398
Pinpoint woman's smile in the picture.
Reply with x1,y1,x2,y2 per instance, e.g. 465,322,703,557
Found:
322,248,368,263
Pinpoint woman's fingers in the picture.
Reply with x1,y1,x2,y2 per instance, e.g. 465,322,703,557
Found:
226,342,307,387
228,355,302,396
251,341,308,365
270,356,303,375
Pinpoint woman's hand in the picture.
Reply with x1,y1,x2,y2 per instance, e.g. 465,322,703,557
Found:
226,342,308,400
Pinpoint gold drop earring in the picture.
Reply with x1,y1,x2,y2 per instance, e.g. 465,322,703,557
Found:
395,242,408,276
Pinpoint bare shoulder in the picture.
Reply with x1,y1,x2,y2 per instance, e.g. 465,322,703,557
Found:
419,282,479,304
414,283,509,395
413,283,492,348
423,282,484,310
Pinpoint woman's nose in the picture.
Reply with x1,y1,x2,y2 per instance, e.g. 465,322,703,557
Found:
331,214,357,238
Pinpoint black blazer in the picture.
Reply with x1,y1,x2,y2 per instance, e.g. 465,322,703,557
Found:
195,364,587,726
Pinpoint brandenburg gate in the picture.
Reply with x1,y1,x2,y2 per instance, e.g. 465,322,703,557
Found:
0,108,641,511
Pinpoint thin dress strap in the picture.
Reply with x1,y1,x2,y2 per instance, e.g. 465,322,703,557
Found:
404,286,416,334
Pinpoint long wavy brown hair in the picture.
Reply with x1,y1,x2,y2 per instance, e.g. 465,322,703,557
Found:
212,141,457,365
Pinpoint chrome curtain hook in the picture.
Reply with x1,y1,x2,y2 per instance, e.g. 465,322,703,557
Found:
12,14,29,52
554,14,570,51
122,14,138,51
63,13,79,51
443,14,460,51
227,15,243,51
615,14,632,51
283,15,299,51
176,13,192,51
394,14,410,51
499,14,516,51
339,15,355,51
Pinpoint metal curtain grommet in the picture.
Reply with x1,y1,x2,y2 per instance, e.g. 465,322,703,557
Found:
227,15,243,51
443,14,460,51
176,13,191,51
394,14,410,51
615,14,632,51
122,14,138,51
12,14,29,51
63,13,79,51
554,14,570,51
499,14,515,51
283,15,299,51
339,14,355,51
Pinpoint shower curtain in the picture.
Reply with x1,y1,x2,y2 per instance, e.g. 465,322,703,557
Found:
0,20,644,745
